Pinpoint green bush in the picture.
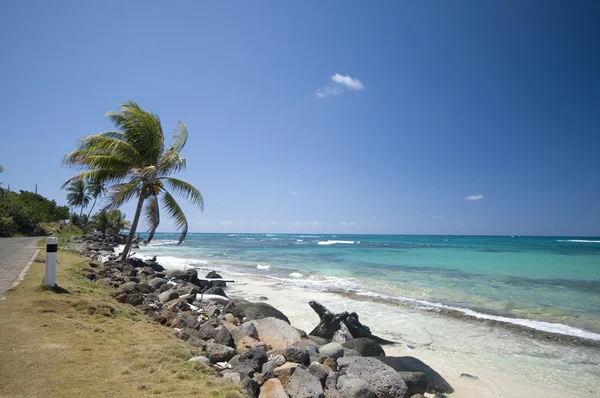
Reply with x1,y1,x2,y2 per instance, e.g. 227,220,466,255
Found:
0,188,69,236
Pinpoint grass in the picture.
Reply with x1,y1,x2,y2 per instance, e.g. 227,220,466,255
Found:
0,248,245,398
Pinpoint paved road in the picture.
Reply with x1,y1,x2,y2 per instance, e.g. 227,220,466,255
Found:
0,237,40,295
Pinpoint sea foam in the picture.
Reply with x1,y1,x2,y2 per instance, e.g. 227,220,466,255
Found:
317,240,356,245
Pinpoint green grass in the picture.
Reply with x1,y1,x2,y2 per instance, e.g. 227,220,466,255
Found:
0,250,246,397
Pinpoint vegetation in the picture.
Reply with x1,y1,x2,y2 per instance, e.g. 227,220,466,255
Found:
91,209,130,235
86,177,107,220
0,249,244,397
65,180,91,219
0,188,69,236
63,101,204,260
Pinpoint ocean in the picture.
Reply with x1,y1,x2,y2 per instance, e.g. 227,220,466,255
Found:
132,233,600,396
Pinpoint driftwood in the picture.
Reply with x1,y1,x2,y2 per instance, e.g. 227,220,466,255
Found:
308,301,396,344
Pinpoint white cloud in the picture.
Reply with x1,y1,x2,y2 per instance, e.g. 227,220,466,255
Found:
465,194,484,201
432,216,445,220
316,73,365,98
339,221,357,227
315,86,343,98
220,220,232,226
291,192,297,196
331,73,364,90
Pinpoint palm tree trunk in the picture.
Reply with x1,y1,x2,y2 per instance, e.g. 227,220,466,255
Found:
120,193,146,261
87,197,97,221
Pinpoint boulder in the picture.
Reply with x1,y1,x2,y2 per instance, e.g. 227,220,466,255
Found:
237,336,261,354
259,378,289,398
337,356,408,398
206,270,222,279
283,346,310,365
199,324,219,340
337,374,377,398
116,293,144,306
232,322,259,345
231,300,290,323
197,294,230,306
187,355,211,366
164,269,188,280
269,354,286,367
173,313,199,329
308,362,330,387
240,376,260,398
324,389,344,398
262,360,278,379
274,362,300,386
284,367,324,398
250,317,302,350
233,347,269,377
291,339,319,354
319,342,344,360
342,338,385,357
325,371,339,391
204,286,228,297
375,356,454,394
342,348,361,357
158,290,179,303
204,342,236,363
308,336,331,346
322,357,338,372
397,372,428,396
222,372,241,384
214,328,234,347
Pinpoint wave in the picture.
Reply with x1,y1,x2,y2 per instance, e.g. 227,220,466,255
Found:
256,264,270,270
317,240,356,245
289,272,303,278
146,240,179,247
130,253,208,269
557,240,600,243
354,291,600,341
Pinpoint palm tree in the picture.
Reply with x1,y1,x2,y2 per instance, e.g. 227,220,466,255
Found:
92,210,130,235
63,101,203,260
65,180,91,219
86,177,107,220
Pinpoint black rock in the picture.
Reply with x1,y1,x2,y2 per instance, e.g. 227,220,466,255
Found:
342,338,386,357
205,270,222,279
229,299,290,323
283,346,310,365
398,371,428,396
375,356,454,394
234,347,268,377
239,376,259,398
214,328,234,347
203,286,228,297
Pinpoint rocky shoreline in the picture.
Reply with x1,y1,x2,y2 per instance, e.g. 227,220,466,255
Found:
68,234,455,397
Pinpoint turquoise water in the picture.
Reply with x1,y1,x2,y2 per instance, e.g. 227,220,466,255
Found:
135,233,600,338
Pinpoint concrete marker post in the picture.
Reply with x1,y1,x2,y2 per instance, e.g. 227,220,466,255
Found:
45,236,58,287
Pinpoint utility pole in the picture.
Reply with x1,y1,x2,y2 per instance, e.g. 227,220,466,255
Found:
35,183,38,194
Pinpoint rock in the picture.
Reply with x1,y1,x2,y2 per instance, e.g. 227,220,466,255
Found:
234,347,269,377
342,348,361,357
119,281,139,294
337,356,408,398
164,269,188,280
188,355,211,365
262,360,278,379
237,336,260,354
294,327,308,338
308,336,331,346
322,358,338,372
222,372,242,384
158,290,179,303
283,346,310,365
231,300,291,323
342,338,385,357
204,342,236,363
337,374,377,398
204,286,228,297
173,313,199,329
240,376,260,398
259,378,289,398
214,328,234,347
205,270,222,279
375,356,454,394
284,367,324,398
310,353,328,365
324,389,344,398
409,395,426,398
88,242,101,250
116,293,144,306
319,342,344,360
325,371,339,391
274,362,300,386
460,373,479,380
291,339,319,354
250,317,302,350
269,354,286,367
232,322,259,345
225,313,238,324
308,362,330,387
398,372,428,396
199,324,219,340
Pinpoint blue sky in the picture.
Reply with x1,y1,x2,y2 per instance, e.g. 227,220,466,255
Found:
1,1,599,236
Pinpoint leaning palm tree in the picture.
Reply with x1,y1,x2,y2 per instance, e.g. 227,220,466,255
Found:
65,180,91,219
63,101,203,260
86,177,107,220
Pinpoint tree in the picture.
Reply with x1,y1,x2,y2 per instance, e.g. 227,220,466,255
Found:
65,180,91,220
86,177,107,220
63,101,203,260
0,164,3,186
91,209,130,235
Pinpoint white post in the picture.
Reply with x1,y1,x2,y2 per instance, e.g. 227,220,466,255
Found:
45,236,58,287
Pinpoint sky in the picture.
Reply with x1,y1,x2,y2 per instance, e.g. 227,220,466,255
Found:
0,1,599,236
